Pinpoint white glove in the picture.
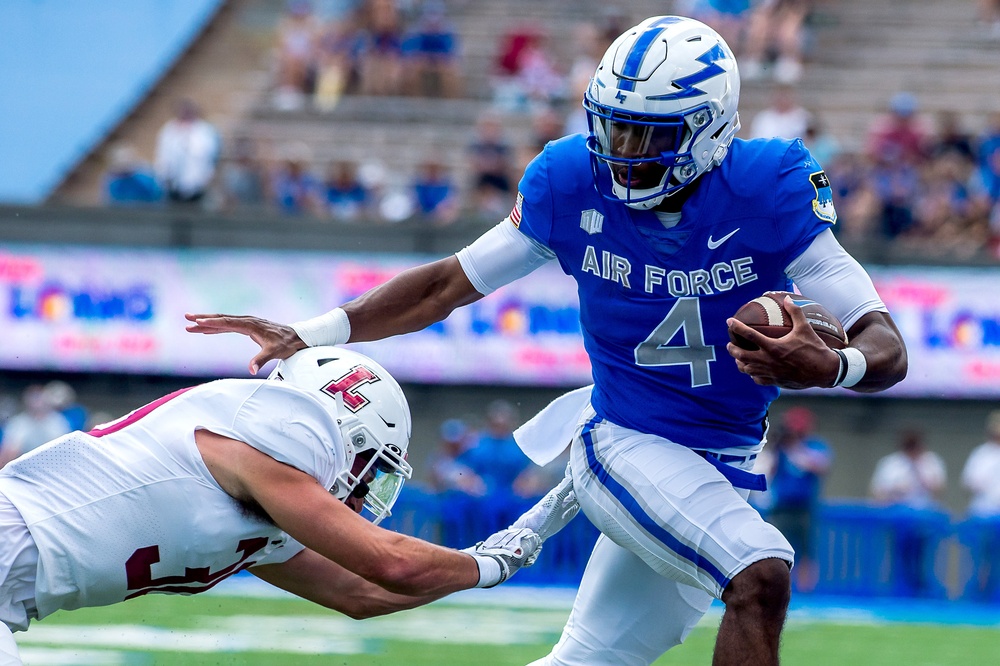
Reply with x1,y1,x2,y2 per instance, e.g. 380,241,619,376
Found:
510,462,579,541
463,527,542,588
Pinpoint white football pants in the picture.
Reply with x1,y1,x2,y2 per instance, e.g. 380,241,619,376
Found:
528,406,793,666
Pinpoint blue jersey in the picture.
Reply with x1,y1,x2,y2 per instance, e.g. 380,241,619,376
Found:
514,135,835,450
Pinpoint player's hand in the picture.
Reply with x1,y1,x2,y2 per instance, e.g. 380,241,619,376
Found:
184,313,307,375
462,527,542,588
726,296,840,389
510,462,579,541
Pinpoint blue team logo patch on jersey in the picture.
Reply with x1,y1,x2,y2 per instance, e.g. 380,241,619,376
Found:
809,171,837,224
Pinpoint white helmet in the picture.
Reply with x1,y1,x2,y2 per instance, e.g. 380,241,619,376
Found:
584,16,741,209
270,346,413,525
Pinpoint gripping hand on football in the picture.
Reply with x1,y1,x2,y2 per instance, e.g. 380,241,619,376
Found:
462,527,542,588
727,296,841,389
510,462,579,541
184,313,306,375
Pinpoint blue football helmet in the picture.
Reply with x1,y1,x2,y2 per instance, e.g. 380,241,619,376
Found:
584,16,741,209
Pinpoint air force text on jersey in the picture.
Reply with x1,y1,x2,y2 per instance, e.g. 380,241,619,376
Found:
581,244,758,296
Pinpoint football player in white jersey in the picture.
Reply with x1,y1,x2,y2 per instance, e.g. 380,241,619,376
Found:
0,347,542,666
187,16,908,666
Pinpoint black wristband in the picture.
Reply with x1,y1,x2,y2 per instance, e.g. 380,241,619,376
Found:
832,348,849,387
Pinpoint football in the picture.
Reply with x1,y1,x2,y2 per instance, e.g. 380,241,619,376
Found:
729,291,848,351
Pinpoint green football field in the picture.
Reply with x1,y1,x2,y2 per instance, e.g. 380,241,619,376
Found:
14,586,1000,665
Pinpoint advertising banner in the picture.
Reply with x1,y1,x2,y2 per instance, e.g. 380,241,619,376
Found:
1,245,997,397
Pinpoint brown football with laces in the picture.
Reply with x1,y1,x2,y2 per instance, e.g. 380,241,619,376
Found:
729,291,848,351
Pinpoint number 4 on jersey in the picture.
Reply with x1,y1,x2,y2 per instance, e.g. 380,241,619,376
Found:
634,297,716,388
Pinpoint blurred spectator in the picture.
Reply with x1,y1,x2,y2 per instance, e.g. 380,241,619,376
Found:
426,418,487,496
870,429,946,508
467,111,515,218
270,145,322,215
749,83,811,140
962,410,1000,518
42,381,87,432
273,0,322,110
870,429,947,596
802,115,841,168
459,400,531,498
979,0,1000,39
971,136,1000,204
563,21,610,136
412,157,459,225
901,153,987,258
0,386,72,468
741,0,812,83
357,0,405,96
762,407,832,593
824,151,880,241
865,95,932,239
977,111,1000,170
682,0,752,54
962,411,1000,600
314,14,365,111
929,110,975,162
401,0,461,98
492,24,565,112
155,99,220,205
516,104,568,175
219,136,267,210
322,160,372,221
866,92,930,166
104,143,162,205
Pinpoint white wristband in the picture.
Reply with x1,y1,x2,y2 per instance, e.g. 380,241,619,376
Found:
837,347,867,388
471,554,503,588
290,308,351,347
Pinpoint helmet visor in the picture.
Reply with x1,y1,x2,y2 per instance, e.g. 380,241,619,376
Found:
363,468,407,525
587,105,688,191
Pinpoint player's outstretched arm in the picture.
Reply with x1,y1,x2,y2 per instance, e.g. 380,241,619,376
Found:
197,431,539,602
186,256,482,374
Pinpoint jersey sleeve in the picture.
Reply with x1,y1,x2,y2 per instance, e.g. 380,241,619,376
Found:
230,383,346,490
513,146,556,248
773,139,838,267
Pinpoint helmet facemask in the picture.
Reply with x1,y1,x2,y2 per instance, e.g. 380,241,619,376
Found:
585,98,719,208
329,396,413,525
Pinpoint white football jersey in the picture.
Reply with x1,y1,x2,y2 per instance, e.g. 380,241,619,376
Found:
0,379,346,620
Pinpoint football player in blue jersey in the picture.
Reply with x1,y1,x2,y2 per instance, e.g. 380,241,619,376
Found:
188,15,907,666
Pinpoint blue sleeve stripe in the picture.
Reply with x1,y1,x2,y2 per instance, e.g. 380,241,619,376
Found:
581,415,731,590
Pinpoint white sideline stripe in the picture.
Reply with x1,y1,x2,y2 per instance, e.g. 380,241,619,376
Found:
18,605,574,655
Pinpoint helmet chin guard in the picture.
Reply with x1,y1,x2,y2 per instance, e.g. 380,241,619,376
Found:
271,347,412,525
584,16,741,209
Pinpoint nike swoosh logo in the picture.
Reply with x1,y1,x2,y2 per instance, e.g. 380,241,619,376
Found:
707,228,740,249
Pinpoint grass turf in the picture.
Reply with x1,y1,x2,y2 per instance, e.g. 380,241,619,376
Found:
16,592,1000,665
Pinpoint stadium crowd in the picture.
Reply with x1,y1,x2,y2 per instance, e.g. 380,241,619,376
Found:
98,0,1000,260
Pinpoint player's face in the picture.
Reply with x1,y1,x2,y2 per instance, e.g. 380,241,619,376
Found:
607,120,680,190
345,451,379,514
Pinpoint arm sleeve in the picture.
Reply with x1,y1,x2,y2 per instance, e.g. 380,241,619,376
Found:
456,218,555,296
785,228,887,331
